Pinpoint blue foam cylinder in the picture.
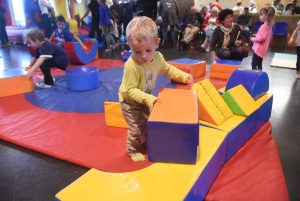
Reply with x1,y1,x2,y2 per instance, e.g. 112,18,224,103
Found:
225,69,269,100
122,51,132,62
66,66,100,91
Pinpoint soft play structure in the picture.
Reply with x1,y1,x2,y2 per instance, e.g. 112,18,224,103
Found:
0,57,288,200
64,40,98,64
53,68,282,201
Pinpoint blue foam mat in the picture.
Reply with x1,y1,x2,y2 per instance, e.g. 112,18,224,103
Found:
24,67,176,113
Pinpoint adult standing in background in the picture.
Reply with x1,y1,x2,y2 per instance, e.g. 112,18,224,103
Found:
38,0,54,38
99,0,117,52
143,0,158,21
158,0,179,48
81,0,102,43
0,1,10,47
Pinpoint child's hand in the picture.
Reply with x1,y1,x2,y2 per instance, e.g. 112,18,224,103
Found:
44,38,49,42
252,34,256,37
149,98,160,112
82,45,88,52
186,74,194,88
288,39,294,46
26,68,35,79
250,37,254,42
25,66,31,70
212,55,220,62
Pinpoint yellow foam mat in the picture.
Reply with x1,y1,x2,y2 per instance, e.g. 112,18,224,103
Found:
56,126,228,201
104,102,128,128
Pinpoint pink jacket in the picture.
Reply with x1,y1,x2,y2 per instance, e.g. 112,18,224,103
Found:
252,23,273,58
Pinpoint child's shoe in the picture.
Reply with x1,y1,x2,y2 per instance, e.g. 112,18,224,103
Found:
205,46,210,52
36,83,52,88
295,74,300,79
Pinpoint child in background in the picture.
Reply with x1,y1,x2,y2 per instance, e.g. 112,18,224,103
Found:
250,7,275,70
119,17,194,162
288,21,300,78
26,29,69,88
110,18,119,43
201,6,219,52
49,16,88,51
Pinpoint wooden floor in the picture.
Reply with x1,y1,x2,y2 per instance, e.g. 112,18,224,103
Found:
0,43,299,201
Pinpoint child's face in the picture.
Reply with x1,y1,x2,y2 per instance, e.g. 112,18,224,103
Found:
57,21,65,30
27,37,41,49
260,11,267,22
128,38,160,64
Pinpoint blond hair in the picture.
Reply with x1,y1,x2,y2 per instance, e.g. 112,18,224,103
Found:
126,16,158,43
260,6,275,25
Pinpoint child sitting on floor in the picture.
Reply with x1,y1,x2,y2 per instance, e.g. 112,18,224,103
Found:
118,16,194,162
49,15,88,51
26,29,69,89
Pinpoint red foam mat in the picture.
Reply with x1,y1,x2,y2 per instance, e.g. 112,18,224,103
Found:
0,95,152,173
205,121,289,201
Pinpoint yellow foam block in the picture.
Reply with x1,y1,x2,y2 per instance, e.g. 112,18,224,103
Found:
218,87,225,94
0,70,34,97
192,83,226,125
168,60,206,79
200,80,233,119
56,126,228,201
222,84,258,116
104,102,128,128
200,93,273,132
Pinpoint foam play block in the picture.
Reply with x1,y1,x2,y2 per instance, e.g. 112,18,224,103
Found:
64,40,97,65
168,58,206,79
0,70,34,97
147,88,199,164
192,80,233,125
226,69,269,100
55,126,228,201
66,66,100,91
200,93,273,161
210,59,242,80
104,102,128,128
122,51,132,62
222,84,258,116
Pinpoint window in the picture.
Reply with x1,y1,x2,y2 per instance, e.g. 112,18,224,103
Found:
10,0,25,26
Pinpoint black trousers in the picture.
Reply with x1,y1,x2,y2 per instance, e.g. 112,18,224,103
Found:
89,18,102,42
296,46,300,71
40,58,67,85
0,19,9,44
42,14,52,38
251,52,263,70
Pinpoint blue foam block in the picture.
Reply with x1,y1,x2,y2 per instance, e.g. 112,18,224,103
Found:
122,51,132,62
168,58,205,64
185,138,228,200
147,122,199,164
213,59,243,66
225,95,273,161
66,66,100,91
225,69,269,100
